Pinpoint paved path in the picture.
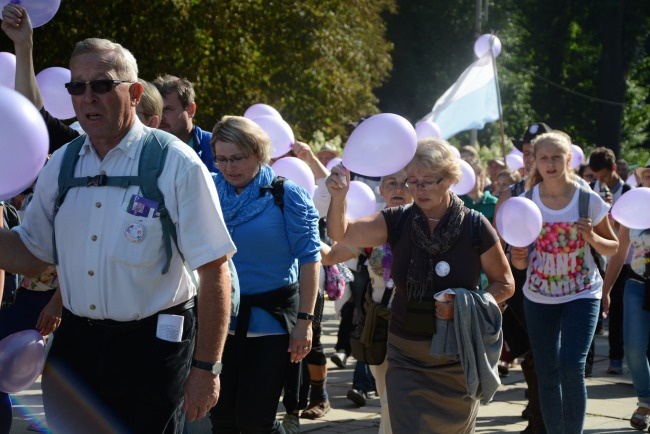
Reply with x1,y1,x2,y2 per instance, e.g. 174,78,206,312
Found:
9,303,642,433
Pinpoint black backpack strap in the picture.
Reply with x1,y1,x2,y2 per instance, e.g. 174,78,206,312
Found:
577,185,590,218
139,130,179,274
622,183,631,194
380,286,393,307
524,188,533,200
260,176,286,213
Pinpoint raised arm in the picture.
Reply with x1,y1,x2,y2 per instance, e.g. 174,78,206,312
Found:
1,4,43,108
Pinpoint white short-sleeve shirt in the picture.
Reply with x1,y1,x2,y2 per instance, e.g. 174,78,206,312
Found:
15,121,236,320
521,183,610,304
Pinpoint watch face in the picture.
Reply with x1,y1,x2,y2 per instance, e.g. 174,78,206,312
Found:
212,361,223,376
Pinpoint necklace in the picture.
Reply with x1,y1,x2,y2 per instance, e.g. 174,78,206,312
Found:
427,217,441,222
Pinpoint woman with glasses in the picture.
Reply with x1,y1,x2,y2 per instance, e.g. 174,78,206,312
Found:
208,115,321,434
326,138,514,433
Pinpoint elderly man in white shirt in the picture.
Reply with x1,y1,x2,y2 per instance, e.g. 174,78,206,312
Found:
0,34,235,433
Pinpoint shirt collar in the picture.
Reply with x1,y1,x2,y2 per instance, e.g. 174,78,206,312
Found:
78,119,147,160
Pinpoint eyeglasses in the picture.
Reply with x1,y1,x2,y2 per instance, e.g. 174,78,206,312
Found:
406,178,444,190
383,180,408,190
64,79,133,96
214,155,249,166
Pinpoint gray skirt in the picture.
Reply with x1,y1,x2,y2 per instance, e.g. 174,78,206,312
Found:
386,332,478,434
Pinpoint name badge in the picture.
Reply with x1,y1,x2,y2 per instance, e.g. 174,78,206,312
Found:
127,195,159,218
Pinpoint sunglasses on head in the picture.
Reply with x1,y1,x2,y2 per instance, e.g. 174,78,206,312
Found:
64,79,133,96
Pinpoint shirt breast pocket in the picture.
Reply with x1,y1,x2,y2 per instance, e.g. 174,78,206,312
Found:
110,210,165,268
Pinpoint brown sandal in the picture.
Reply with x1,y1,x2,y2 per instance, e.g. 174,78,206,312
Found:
630,409,650,431
300,400,331,419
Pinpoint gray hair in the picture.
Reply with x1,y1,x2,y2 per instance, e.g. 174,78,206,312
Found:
407,138,462,185
70,38,138,82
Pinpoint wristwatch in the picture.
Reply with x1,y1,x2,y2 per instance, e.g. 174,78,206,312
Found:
297,312,315,321
191,359,223,376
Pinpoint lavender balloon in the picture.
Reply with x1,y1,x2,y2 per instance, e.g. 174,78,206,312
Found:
0,0,61,28
325,157,342,172
505,153,524,171
0,52,16,89
342,113,416,177
346,180,376,220
570,145,584,169
0,329,46,393
252,115,294,159
449,159,476,195
36,67,75,119
611,187,650,230
244,103,282,120
271,157,316,196
0,87,49,201
415,120,442,139
496,197,543,247
474,34,502,58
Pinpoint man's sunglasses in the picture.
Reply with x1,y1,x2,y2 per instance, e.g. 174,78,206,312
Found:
64,79,132,96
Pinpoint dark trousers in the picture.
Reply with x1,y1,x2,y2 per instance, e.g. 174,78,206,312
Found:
335,300,355,355
210,334,290,434
0,289,55,434
42,306,196,434
609,265,629,360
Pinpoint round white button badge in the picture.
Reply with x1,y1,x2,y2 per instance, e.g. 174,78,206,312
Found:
125,222,145,243
435,261,450,277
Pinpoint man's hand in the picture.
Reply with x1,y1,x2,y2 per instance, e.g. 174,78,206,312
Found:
183,368,220,421
288,320,313,363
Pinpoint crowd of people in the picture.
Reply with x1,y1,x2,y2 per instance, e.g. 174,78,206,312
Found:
1,3,650,434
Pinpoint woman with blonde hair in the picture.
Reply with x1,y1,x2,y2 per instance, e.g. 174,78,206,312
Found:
510,131,618,433
326,138,513,433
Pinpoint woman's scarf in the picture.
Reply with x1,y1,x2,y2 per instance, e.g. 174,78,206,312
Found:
212,163,275,229
406,193,465,300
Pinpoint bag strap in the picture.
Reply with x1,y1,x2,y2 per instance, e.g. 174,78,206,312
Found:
577,185,590,218
380,286,393,307
53,130,179,273
260,176,286,213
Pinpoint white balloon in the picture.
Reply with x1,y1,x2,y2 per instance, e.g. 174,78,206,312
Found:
626,173,638,188
345,181,376,220
244,103,282,120
508,147,523,157
446,144,461,159
474,34,502,58
570,145,584,169
326,157,342,172
449,159,476,195
271,157,315,196
505,154,524,171
611,187,650,230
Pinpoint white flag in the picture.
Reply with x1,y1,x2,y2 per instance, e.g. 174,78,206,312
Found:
421,54,500,139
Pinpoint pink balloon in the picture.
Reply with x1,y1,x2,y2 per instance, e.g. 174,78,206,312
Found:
36,67,75,120
496,197,543,247
0,87,49,201
0,329,46,393
570,145,584,169
415,120,442,139
271,157,315,196
0,52,16,89
252,115,295,159
474,34,502,58
449,159,476,195
244,103,282,120
505,153,524,171
346,180,376,220
0,0,61,28
611,187,650,230
326,157,342,172
342,113,417,177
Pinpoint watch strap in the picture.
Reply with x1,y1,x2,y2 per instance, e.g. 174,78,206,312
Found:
191,359,222,375
297,312,315,321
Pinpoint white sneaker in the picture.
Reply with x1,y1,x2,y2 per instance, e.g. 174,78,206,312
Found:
331,351,348,368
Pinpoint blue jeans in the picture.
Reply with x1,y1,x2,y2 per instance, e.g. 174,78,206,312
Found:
624,279,650,407
524,297,599,434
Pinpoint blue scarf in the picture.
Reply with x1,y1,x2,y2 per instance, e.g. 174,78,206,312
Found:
213,164,275,229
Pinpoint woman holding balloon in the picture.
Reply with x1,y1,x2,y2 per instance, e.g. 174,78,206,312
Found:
326,138,513,433
208,115,321,434
510,131,617,434
601,162,650,431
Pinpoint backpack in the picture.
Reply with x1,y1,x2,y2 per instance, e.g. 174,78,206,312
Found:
53,130,241,315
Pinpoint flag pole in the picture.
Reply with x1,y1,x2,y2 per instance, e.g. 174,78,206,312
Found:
489,35,507,166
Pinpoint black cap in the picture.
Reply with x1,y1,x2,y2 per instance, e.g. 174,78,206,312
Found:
512,122,552,151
